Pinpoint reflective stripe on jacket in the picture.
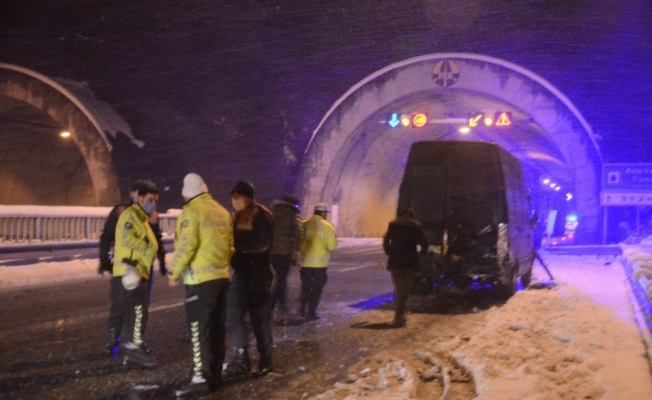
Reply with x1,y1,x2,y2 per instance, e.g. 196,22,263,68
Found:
113,204,159,279
300,214,337,268
170,193,234,285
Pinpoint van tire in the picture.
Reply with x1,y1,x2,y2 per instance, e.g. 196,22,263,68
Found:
498,263,519,299
411,276,434,296
520,267,532,288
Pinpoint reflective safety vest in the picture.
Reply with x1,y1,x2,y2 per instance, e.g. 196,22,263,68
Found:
170,193,234,285
300,214,337,268
113,204,159,279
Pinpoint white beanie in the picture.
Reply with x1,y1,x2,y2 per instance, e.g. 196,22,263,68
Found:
182,173,208,199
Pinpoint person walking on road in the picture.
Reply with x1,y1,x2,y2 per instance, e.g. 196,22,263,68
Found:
168,173,234,397
223,180,275,379
98,180,167,356
298,203,337,320
382,207,429,327
270,194,302,325
113,184,160,368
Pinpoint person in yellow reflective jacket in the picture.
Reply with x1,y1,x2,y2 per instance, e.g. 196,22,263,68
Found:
299,202,337,320
168,173,234,398
113,184,159,368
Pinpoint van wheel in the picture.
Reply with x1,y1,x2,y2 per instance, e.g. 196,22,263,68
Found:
410,276,434,296
520,267,532,288
498,264,519,299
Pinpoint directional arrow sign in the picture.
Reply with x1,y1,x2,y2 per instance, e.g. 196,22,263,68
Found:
388,113,400,128
469,114,482,127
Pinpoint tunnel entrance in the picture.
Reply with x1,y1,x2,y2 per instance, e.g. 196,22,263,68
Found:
0,64,143,206
0,97,96,205
299,53,602,242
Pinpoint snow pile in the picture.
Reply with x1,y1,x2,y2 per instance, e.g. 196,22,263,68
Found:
307,282,652,400
303,358,417,400
622,245,652,299
0,259,99,287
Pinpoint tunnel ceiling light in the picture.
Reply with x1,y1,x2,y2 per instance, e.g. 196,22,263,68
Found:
60,131,71,138
566,193,573,201
555,187,561,191
550,183,556,188
459,126,471,134
543,178,550,184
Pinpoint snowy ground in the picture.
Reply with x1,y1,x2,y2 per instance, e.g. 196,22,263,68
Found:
2,239,652,399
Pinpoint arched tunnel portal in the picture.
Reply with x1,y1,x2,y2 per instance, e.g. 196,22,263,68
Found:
299,54,602,242
0,64,142,206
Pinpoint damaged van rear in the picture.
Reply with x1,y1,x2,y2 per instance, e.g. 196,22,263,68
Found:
398,141,534,296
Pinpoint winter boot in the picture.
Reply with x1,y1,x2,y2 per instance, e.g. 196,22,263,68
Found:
174,376,210,398
297,301,307,318
222,348,251,380
255,354,273,378
104,329,119,356
122,342,157,369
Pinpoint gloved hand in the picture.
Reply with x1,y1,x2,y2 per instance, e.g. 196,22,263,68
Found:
98,259,113,275
159,258,168,276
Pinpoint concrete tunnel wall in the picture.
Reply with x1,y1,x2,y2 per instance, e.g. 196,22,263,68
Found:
0,64,122,206
299,53,602,240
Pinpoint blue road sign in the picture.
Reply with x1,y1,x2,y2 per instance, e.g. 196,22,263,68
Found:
602,164,652,192
601,164,652,206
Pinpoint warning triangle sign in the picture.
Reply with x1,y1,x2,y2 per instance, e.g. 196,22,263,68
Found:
495,112,512,126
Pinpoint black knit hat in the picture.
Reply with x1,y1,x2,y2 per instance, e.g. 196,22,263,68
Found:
130,179,158,195
282,194,300,208
231,180,255,198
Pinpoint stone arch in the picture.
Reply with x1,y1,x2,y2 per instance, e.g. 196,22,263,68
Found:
299,53,602,241
0,63,143,206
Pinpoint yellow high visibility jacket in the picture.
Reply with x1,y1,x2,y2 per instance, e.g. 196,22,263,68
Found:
170,193,234,285
300,214,337,268
113,204,159,279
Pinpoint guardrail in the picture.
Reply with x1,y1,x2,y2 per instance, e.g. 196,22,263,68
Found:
0,205,180,244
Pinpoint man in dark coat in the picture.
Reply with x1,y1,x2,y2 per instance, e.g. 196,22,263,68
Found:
270,195,301,325
223,180,275,379
382,207,429,327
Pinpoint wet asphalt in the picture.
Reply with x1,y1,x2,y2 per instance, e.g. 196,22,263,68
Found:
0,245,403,400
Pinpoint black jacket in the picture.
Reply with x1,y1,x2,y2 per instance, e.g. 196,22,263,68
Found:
382,216,429,271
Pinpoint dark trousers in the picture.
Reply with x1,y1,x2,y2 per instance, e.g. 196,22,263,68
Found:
390,269,414,320
108,276,125,333
226,253,273,359
185,279,230,385
108,273,153,336
121,279,148,346
299,267,328,316
271,254,292,315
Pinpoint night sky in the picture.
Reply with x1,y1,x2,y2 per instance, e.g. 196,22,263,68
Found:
1,0,651,210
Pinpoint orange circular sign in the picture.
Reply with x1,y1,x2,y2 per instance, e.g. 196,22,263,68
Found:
412,113,428,128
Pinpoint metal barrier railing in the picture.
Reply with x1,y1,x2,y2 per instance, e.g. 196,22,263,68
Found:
0,206,180,244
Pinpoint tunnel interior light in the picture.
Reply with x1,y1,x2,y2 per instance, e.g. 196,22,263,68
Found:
555,187,561,191
459,126,471,134
60,131,71,138
543,178,550,184
566,193,573,201
484,117,493,126
412,113,428,128
550,183,556,188
400,114,411,127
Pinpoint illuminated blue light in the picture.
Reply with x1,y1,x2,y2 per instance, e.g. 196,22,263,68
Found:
388,113,400,128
